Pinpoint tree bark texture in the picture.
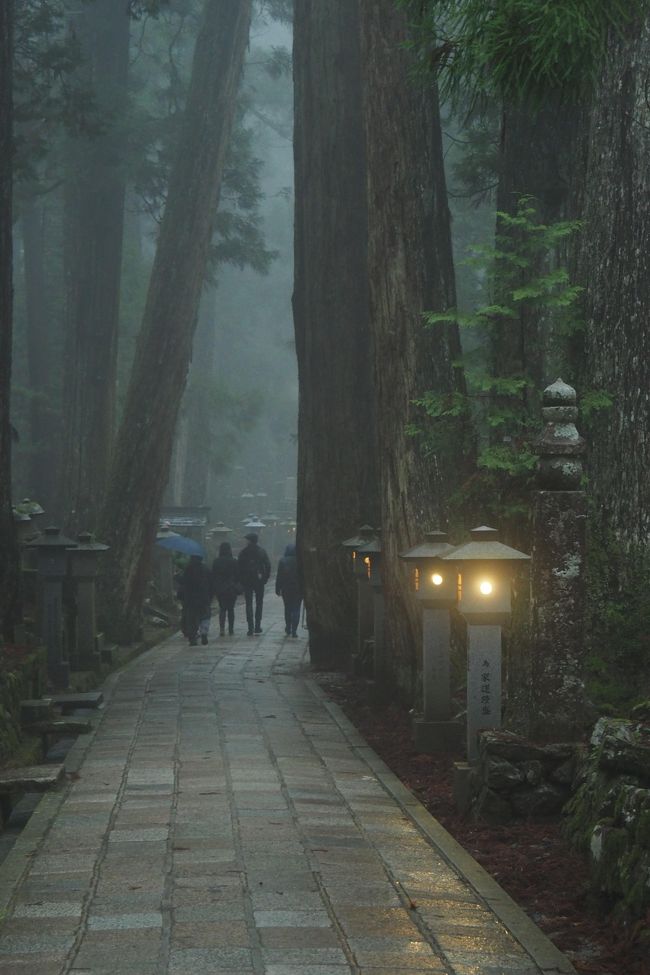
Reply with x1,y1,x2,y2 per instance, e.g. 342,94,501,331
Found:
0,0,19,638
359,0,464,698
293,0,379,668
61,0,130,533
99,0,252,642
581,18,650,555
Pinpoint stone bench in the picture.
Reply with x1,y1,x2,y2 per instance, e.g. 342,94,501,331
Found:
0,764,64,824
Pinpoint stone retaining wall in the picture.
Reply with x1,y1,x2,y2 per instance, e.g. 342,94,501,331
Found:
563,714,650,919
455,729,578,824
0,649,46,766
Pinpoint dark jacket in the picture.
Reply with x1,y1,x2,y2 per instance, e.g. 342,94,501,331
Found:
212,554,239,599
276,544,302,602
237,541,271,588
178,559,212,615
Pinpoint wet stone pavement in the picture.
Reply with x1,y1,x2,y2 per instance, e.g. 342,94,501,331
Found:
0,600,575,975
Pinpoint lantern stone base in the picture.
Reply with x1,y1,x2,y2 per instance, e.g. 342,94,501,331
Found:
452,761,478,816
412,715,461,753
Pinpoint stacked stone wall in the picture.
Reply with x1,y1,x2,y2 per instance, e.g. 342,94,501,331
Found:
563,714,650,920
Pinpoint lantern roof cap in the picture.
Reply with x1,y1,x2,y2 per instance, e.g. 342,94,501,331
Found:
209,521,233,534
73,531,109,552
400,529,455,561
357,532,381,555
442,526,530,562
14,498,45,517
341,524,377,548
28,525,78,549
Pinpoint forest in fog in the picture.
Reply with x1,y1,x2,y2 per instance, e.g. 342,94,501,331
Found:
0,0,648,723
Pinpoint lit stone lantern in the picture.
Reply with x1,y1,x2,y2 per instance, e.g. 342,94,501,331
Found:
341,524,375,577
401,530,460,751
357,534,386,691
28,527,78,688
67,532,109,669
443,526,530,760
342,525,376,667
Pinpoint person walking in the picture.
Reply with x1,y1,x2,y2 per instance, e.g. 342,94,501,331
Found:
177,554,213,646
237,532,271,635
211,541,240,636
275,543,302,637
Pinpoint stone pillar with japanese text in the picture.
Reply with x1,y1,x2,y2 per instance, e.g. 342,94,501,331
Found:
529,379,587,740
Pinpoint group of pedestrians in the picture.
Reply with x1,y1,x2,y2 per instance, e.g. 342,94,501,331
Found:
176,531,302,647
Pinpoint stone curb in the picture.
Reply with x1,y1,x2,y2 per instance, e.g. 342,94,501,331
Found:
307,678,577,975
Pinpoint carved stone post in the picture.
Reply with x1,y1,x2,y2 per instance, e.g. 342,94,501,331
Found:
530,379,587,740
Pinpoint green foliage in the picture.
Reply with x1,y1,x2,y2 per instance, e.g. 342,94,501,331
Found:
415,197,583,527
580,389,614,418
14,1,102,181
398,0,641,105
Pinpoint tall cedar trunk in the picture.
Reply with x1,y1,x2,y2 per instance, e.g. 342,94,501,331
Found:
293,0,379,668
0,0,19,639
359,0,464,699
99,0,252,642
61,0,130,533
22,198,57,509
181,294,216,506
581,18,650,556
492,101,585,427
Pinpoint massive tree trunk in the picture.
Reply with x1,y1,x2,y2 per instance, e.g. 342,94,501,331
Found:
61,0,130,533
99,0,253,642
359,0,466,699
293,0,379,668
581,18,650,557
22,197,57,510
0,0,19,639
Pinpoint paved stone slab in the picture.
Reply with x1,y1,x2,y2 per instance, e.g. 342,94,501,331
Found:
0,601,576,975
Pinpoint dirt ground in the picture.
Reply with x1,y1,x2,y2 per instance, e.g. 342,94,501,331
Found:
316,673,650,975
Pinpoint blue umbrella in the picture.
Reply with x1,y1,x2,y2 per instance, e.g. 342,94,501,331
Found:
155,533,206,557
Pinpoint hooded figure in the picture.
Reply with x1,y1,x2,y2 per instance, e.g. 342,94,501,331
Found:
177,555,213,646
237,532,271,635
275,543,302,637
212,541,240,636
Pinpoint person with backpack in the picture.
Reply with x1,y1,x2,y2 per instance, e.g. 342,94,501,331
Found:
275,543,302,637
237,532,271,635
211,541,240,636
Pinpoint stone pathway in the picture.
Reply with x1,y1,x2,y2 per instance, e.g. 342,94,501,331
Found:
0,599,575,974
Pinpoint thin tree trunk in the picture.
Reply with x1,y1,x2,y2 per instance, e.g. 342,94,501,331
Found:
581,18,650,555
359,0,465,699
61,0,130,533
293,0,379,668
22,197,57,509
0,0,19,639
99,0,253,642
181,292,217,506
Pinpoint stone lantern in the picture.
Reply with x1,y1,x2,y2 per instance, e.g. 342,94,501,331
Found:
28,527,78,688
341,525,376,666
529,378,587,739
357,534,386,692
67,532,109,670
401,530,460,751
443,526,530,760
